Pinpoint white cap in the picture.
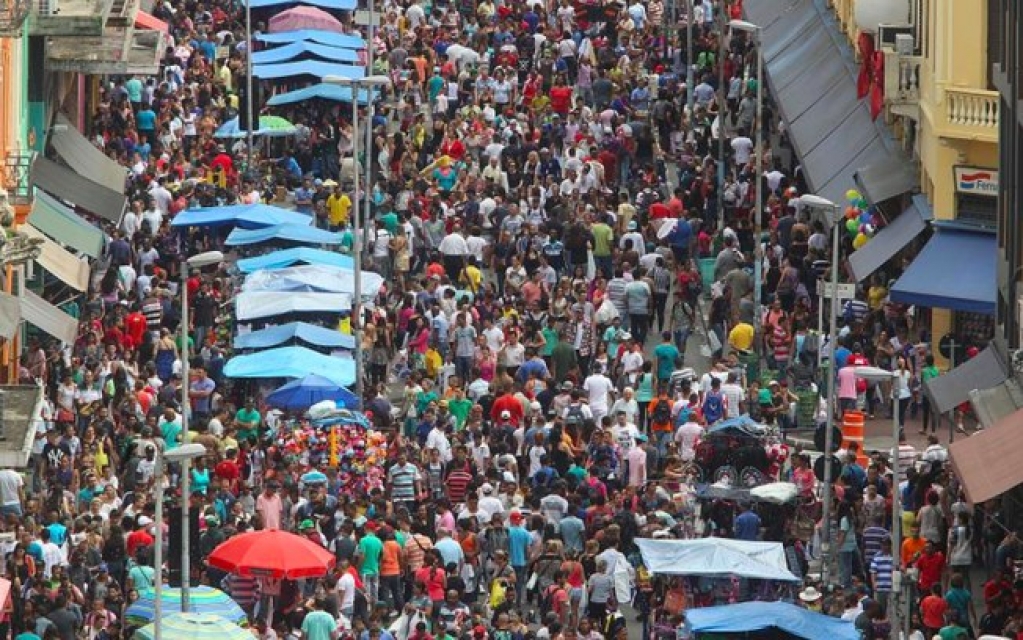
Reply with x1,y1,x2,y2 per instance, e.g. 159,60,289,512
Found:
480,483,494,494
138,516,154,527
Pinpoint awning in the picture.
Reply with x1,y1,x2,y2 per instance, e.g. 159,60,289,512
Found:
29,189,104,258
250,0,355,9
950,406,1023,504
255,29,366,49
685,602,860,640
234,321,356,350
21,226,91,291
20,289,78,344
969,378,1023,429
50,114,126,195
135,10,168,33
0,292,21,340
236,247,355,273
251,40,360,65
243,264,384,297
848,194,932,282
171,204,314,229
854,155,918,207
31,157,127,223
252,60,365,81
266,83,373,107
889,228,996,314
923,346,1009,415
745,0,907,207
223,346,356,387
635,538,799,581
225,223,342,246
46,29,167,76
235,291,352,321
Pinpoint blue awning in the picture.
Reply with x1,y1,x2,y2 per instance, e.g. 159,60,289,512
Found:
236,247,355,273
255,29,365,50
848,194,933,282
252,41,360,64
250,0,355,9
266,83,373,106
235,321,356,350
889,228,996,314
226,223,342,246
171,204,314,229
253,60,364,80
223,346,356,387
686,602,860,640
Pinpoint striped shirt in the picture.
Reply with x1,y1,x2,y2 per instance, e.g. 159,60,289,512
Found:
862,526,889,569
404,533,433,572
869,553,894,592
387,462,420,501
651,266,672,295
445,467,473,504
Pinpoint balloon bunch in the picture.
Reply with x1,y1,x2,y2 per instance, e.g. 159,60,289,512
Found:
843,189,877,250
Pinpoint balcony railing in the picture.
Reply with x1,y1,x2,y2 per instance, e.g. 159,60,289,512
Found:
0,0,29,35
1,152,34,207
884,51,923,105
945,87,1000,137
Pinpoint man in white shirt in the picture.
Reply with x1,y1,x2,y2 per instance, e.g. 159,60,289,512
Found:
438,225,469,280
674,419,704,462
477,484,505,521
426,423,452,463
583,371,614,425
731,134,753,168
0,468,23,516
720,373,745,419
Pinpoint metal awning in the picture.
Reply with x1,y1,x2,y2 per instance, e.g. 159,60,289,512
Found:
950,405,1023,504
21,225,91,292
890,228,996,314
31,157,127,223
0,292,20,340
20,289,78,344
969,378,1023,429
924,346,1009,415
854,156,918,206
29,189,104,258
46,27,166,76
49,114,126,195
848,194,933,282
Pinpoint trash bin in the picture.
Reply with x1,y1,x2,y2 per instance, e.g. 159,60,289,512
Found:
698,258,716,295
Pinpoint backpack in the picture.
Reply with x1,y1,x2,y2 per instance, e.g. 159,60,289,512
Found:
703,391,724,424
539,584,563,617
651,400,672,425
565,404,586,427
674,405,693,428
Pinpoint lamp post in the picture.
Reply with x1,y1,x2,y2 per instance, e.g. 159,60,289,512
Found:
323,75,392,400
799,194,843,583
685,0,694,114
153,443,208,640
853,366,902,640
245,0,254,168
178,250,221,611
728,19,762,352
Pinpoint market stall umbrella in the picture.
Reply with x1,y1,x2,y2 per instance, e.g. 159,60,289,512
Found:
207,529,336,579
215,115,297,138
269,6,344,34
132,613,253,640
266,373,361,410
125,586,248,626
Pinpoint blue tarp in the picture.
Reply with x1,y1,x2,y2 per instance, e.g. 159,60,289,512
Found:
223,346,356,387
226,224,343,246
635,538,799,582
171,204,313,229
253,60,364,80
266,83,373,106
234,321,356,350
256,29,365,49
214,115,297,138
890,228,996,314
252,41,360,64
236,247,355,272
706,415,768,438
685,601,860,640
250,0,355,9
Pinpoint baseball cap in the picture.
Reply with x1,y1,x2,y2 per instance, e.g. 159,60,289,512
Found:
480,483,494,495
137,516,153,527
300,519,315,530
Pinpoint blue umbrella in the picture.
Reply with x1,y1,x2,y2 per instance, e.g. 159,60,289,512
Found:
301,471,328,485
125,587,248,626
266,373,360,410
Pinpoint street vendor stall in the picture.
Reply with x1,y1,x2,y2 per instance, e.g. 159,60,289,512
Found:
683,601,859,640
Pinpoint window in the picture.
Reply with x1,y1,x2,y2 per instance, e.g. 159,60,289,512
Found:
957,194,998,228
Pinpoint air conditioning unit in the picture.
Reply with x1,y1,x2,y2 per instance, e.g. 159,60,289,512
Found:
894,33,915,55
36,0,57,15
878,24,914,51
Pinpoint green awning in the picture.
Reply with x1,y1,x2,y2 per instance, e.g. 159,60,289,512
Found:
29,189,104,258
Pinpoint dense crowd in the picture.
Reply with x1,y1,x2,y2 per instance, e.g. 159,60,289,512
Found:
4,0,1018,640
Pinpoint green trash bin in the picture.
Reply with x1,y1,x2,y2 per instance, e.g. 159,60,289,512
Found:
698,257,716,295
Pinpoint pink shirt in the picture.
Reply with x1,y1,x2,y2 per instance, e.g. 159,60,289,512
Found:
837,366,858,400
626,447,647,487
256,493,283,530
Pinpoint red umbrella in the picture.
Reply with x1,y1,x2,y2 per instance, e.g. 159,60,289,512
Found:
207,530,335,579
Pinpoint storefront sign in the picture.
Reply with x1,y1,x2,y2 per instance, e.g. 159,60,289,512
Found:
954,166,999,196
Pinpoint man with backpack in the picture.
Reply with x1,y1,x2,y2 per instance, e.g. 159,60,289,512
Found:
702,377,727,425
561,392,593,430
648,386,675,459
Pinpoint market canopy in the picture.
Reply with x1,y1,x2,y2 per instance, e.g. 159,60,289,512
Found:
924,345,1009,415
848,194,932,282
125,587,248,626
236,247,354,273
252,60,365,81
243,264,383,298
51,113,126,195
267,374,361,410
172,204,313,229
235,291,352,321
223,346,356,387
252,40,360,65
266,83,373,107
889,227,996,314
234,321,356,350
635,538,799,582
226,224,342,247
685,601,859,640
215,115,297,138
250,0,354,8
255,29,365,49
950,405,1023,504
29,189,104,258
132,613,251,640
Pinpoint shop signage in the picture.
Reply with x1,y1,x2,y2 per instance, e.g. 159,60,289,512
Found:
954,166,999,196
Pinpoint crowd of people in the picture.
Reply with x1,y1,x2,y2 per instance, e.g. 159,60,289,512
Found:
4,0,1018,640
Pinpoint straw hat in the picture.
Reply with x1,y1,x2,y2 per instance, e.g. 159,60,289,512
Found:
798,586,822,602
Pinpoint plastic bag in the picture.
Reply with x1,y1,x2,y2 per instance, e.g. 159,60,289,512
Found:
594,299,620,325
308,400,337,420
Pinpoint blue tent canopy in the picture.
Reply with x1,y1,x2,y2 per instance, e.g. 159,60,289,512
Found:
890,227,996,314
171,204,313,229
253,60,365,80
266,374,360,410
234,321,356,350
214,115,297,138
252,41,360,64
249,0,355,9
266,83,373,107
236,247,355,272
223,346,356,387
685,602,860,640
255,29,365,49
226,224,343,246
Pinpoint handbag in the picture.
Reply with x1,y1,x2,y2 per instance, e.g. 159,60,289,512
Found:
526,572,538,591
57,408,75,424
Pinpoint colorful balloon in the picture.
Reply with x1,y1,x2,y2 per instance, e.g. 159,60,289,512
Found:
846,189,861,203
845,206,858,219
859,212,872,224
846,219,859,235
855,198,868,210
853,233,868,249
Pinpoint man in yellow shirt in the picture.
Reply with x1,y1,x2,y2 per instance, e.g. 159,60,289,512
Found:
460,257,482,293
326,185,351,230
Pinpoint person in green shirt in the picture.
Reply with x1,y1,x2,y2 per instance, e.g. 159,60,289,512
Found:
380,210,400,235
357,527,384,604
415,379,439,416
447,389,473,430
603,318,626,359
653,332,680,383
234,399,262,442
541,322,559,358
550,331,578,381
590,217,614,279
301,597,338,640
919,354,940,435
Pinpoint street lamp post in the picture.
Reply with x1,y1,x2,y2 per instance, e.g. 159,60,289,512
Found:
800,194,843,584
245,0,254,168
178,250,222,612
854,366,902,640
153,443,208,640
323,75,392,401
685,0,694,114
728,20,763,353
